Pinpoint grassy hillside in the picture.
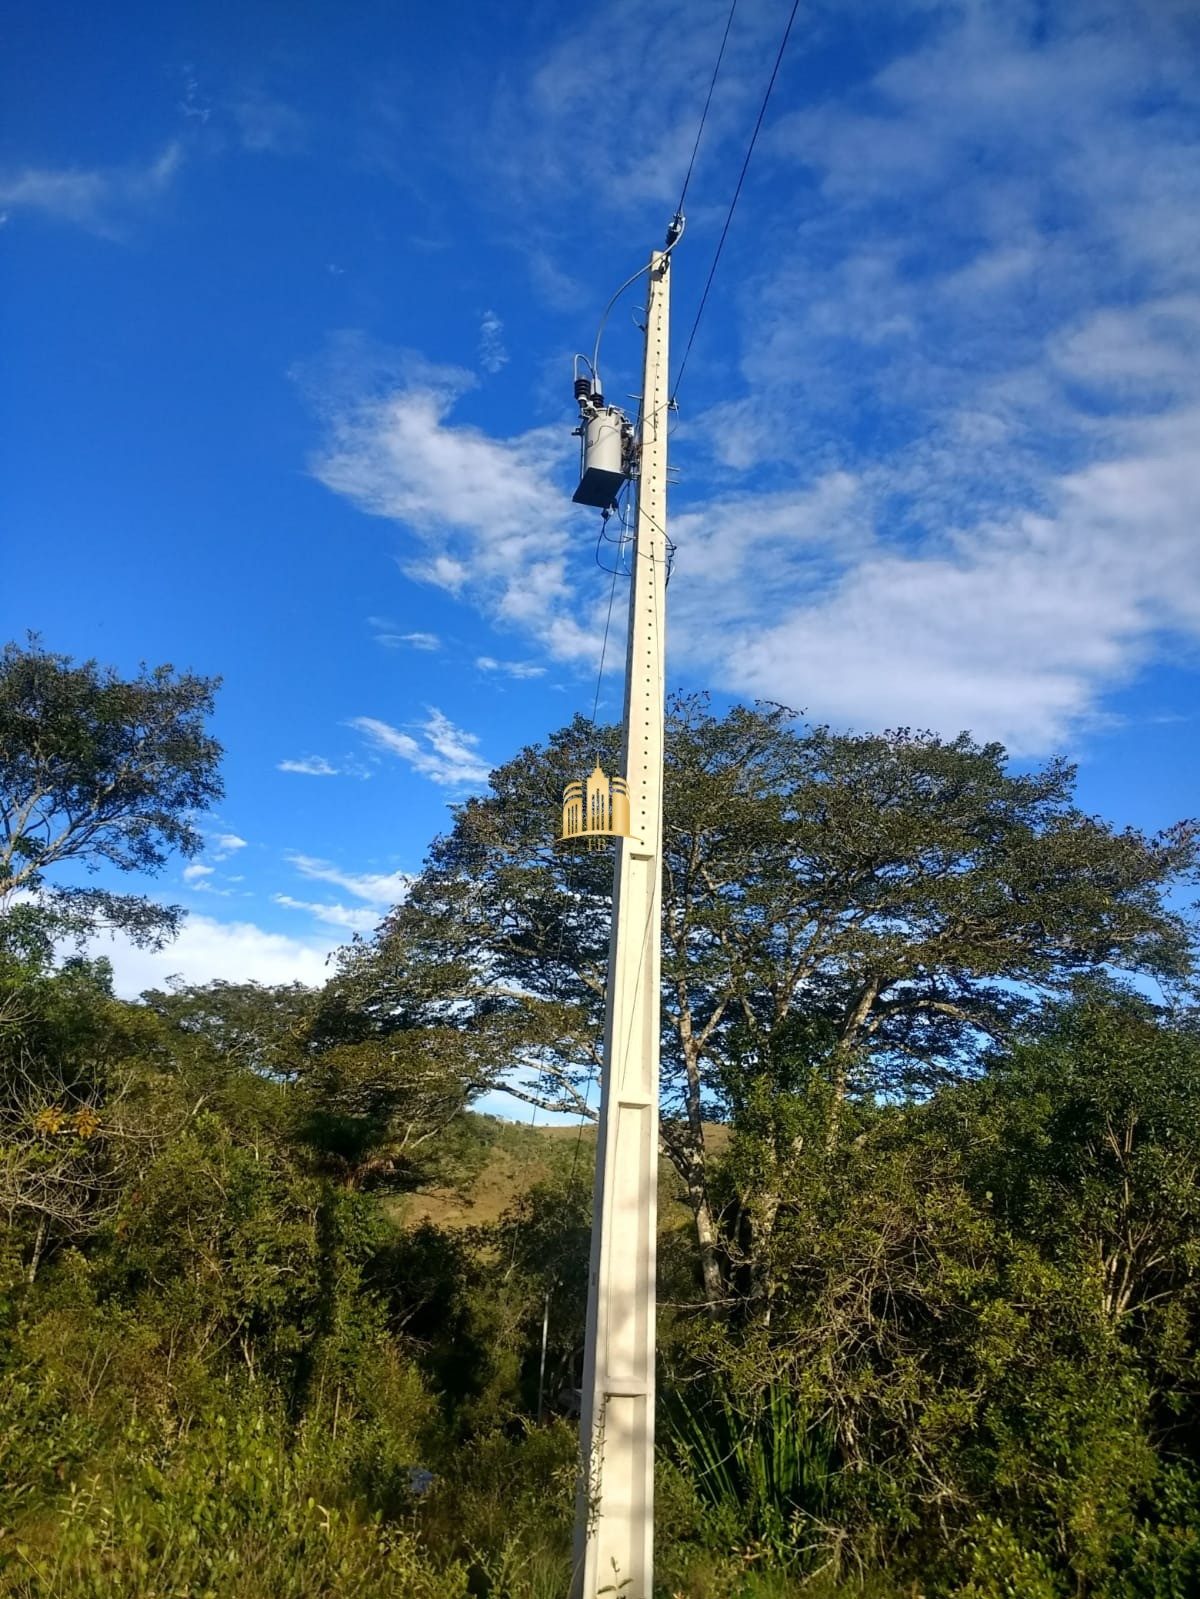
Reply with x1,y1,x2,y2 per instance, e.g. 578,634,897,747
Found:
393,1111,716,1232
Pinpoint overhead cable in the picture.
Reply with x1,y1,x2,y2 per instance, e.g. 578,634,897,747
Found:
677,0,739,215
671,0,802,405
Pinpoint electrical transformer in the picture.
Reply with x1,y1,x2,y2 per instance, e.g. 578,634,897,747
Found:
571,367,633,509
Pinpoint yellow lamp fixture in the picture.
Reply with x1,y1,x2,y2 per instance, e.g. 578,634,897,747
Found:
559,762,635,851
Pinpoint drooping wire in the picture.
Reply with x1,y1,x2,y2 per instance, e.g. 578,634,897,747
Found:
590,560,622,733
590,220,687,390
671,0,802,405
592,262,652,387
636,501,678,583
677,0,739,215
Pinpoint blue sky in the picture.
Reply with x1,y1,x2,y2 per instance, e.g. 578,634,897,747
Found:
3,0,1199,1004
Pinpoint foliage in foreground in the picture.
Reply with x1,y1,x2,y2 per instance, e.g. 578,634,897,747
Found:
3,969,1198,1597
2,639,1199,1597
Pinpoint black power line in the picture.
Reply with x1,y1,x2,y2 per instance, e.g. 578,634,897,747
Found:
671,0,802,404
677,0,739,215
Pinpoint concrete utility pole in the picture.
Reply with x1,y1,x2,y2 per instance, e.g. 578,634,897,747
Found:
572,239,672,1599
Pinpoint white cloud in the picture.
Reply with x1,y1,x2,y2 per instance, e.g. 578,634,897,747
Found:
476,655,546,679
310,4,1200,755
402,553,469,595
95,914,334,1000
375,631,441,651
182,863,215,882
303,342,606,663
278,755,338,776
349,709,491,787
274,894,378,933
1050,297,1200,401
478,310,509,374
0,142,182,236
211,833,248,861
681,404,1200,753
178,70,212,125
668,475,873,643
663,0,1200,751
286,853,412,908
484,0,783,212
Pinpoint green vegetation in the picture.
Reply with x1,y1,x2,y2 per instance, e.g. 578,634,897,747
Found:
2,638,1199,1596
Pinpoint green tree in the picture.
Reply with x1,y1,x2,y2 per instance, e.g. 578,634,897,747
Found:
964,989,1200,1365
0,634,222,948
141,979,317,1077
345,697,1197,1303
0,954,166,1280
138,979,483,1194
685,993,1200,1590
0,638,223,1279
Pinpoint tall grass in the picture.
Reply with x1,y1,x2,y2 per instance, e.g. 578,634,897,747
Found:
663,1380,839,1572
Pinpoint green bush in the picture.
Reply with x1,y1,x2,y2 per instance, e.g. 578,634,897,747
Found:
420,1420,578,1596
0,1402,466,1599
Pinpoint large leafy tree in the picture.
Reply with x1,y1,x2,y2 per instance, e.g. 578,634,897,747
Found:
142,978,483,1193
692,992,1200,1587
343,697,1197,1302
969,990,1200,1334
0,634,222,948
0,637,223,1278
141,979,319,1087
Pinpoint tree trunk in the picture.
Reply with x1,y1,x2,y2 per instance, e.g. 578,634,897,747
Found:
26,1214,47,1284
675,1026,724,1309
827,977,880,1151
661,1120,724,1309
691,1185,724,1308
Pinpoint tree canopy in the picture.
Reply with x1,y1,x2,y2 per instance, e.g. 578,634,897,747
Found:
0,635,223,947
345,696,1198,1299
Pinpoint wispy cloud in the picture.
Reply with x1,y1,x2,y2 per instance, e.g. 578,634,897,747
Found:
375,631,441,651
0,142,182,236
274,894,378,932
232,92,306,155
310,3,1200,755
278,755,339,776
483,0,781,213
476,655,546,679
478,310,509,374
178,69,212,125
367,615,441,650
302,338,607,665
286,853,411,908
183,835,249,889
349,709,491,788
661,0,1200,752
